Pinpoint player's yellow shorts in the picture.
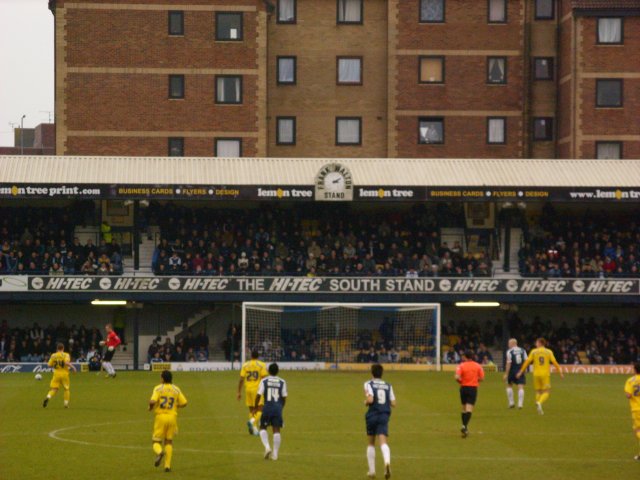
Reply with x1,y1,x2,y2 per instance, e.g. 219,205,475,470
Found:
153,415,178,442
50,373,70,390
245,388,264,408
631,411,640,431
533,375,551,391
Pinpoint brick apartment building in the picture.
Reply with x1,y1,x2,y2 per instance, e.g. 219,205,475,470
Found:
48,0,640,159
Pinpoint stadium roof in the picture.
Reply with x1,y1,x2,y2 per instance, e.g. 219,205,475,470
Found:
0,155,639,188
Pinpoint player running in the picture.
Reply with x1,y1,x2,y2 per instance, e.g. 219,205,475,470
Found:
255,363,287,461
503,338,527,409
516,337,563,415
455,350,484,438
238,350,268,435
43,342,76,408
624,362,640,461
364,363,396,479
149,370,188,473
99,323,121,378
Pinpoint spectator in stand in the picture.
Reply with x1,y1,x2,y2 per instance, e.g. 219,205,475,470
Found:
147,203,490,278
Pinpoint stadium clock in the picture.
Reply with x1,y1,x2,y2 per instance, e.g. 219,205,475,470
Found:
314,162,354,201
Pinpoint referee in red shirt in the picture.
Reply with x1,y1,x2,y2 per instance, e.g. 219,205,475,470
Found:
455,350,485,438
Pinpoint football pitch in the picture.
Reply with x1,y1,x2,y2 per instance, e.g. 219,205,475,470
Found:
0,370,636,480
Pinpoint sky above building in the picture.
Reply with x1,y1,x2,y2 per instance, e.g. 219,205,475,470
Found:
0,0,54,147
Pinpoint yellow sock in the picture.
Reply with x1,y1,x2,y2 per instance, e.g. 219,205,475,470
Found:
254,410,262,425
47,389,57,398
164,444,173,469
535,393,540,403
539,392,549,404
64,390,70,404
153,442,163,455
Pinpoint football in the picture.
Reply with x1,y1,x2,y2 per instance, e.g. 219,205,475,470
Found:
34,374,42,381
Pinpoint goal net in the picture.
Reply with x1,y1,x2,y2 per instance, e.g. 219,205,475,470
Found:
242,302,441,369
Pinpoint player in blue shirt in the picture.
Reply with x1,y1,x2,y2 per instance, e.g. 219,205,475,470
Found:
503,338,528,409
255,363,288,460
364,364,396,480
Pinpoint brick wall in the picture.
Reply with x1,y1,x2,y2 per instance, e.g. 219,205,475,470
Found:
56,0,264,157
577,15,640,158
267,0,388,158
393,0,525,158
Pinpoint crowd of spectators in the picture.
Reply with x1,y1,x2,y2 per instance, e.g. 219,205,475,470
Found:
0,319,104,363
149,203,492,277
509,315,640,365
0,205,124,275
147,329,210,363
441,319,501,365
519,206,640,278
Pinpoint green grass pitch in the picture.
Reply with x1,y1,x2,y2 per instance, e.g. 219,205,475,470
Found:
1,370,637,480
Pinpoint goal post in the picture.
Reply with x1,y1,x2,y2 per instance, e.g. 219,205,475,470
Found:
241,302,441,370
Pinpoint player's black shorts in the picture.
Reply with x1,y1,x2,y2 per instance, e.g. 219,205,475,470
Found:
260,408,284,429
459,386,478,405
365,412,390,437
103,349,115,362
507,372,526,385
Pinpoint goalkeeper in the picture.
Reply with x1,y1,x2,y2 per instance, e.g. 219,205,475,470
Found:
99,323,121,378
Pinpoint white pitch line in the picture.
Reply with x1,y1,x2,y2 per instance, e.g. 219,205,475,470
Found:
47,420,631,463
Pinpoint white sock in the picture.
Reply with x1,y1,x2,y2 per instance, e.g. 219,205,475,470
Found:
273,433,281,458
106,363,115,375
518,388,525,407
259,430,270,451
380,444,391,466
367,446,376,474
506,387,514,406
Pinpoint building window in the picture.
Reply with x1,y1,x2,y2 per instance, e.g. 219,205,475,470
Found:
534,58,554,80
597,18,623,44
216,12,243,40
276,117,296,145
419,56,444,83
596,79,623,107
215,76,242,104
337,0,363,24
277,0,296,23
337,57,362,85
168,11,184,35
487,57,506,84
168,75,184,99
535,0,554,20
533,118,553,141
596,142,622,159
420,0,444,23
418,117,444,144
277,57,296,85
336,117,362,145
488,0,506,23
215,139,242,157
168,138,184,157
487,117,506,144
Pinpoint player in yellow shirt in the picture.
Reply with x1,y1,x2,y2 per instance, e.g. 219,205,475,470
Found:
516,337,563,415
624,362,640,461
237,350,268,435
149,370,188,473
43,343,76,408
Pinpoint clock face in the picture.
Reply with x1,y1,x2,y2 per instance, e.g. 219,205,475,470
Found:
314,162,353,201
324,172,345,192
